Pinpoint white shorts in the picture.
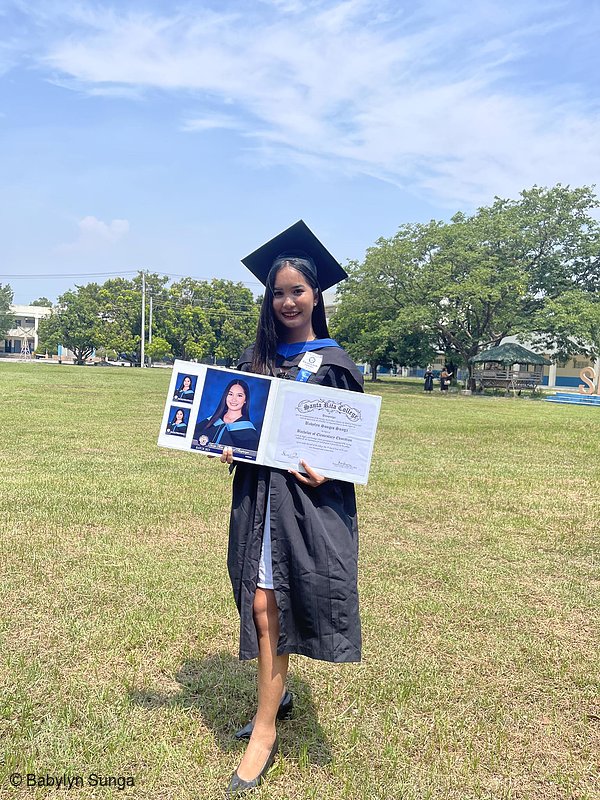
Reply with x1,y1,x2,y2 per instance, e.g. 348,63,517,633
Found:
257,490,274,590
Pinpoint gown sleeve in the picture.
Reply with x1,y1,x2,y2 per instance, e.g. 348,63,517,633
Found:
319,363,364,393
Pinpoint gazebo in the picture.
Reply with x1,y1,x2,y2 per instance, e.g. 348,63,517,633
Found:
470,343,551,392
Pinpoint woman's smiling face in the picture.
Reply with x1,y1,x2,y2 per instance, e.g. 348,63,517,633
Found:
272,265,317,341
175,409,184,423
226,384,246,414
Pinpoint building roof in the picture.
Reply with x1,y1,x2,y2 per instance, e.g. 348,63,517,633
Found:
471,343,551,365
10,304,52,316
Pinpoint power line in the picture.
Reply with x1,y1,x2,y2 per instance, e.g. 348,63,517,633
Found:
100,300,259,318
99,294,260,312
160,271,263,288
149,298,260,313
0,269,264,287
0,270,139,279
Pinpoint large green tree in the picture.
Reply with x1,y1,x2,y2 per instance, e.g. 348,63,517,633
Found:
166,278,259,364
97,273,169,363
37,284,104,364
0,284,14,339
35,273,260,366
333,184,600,388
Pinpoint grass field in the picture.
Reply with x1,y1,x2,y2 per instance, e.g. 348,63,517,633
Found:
1,362,598,800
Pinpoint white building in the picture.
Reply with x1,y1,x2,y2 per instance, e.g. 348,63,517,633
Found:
1,304,52,357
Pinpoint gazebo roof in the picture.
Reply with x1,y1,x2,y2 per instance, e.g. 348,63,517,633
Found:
470,343,551,365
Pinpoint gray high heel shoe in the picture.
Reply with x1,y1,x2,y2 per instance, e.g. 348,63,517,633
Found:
226,735,279,795
234,690,293,740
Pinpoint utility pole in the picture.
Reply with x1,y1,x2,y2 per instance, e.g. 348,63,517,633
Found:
148,293,153,367
140,271,146,367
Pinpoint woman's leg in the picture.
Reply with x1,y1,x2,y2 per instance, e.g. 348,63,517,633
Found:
235,587,288,780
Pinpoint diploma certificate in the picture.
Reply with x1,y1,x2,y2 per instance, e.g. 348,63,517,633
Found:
262,381,380,483
158,360,381,484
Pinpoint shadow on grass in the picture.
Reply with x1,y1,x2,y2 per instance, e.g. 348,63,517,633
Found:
128,651,332,765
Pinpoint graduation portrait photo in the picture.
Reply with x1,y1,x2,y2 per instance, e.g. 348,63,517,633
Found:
165,405,190,436
172,373,197,403
191,368,270,460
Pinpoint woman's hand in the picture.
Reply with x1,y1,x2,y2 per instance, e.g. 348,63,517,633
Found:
289,459,329,488
220,446,234,464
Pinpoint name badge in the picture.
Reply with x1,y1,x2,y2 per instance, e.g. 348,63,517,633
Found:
298,352,323,374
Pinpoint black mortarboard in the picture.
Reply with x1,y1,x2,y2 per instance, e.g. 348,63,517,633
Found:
241,220,348,291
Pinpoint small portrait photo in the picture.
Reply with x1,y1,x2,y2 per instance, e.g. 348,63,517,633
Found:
166,406,190,436
192,369,271,460
172,373,197,403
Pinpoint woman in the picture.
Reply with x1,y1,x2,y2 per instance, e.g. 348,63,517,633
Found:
166,407,187,435
440,367,453,392
423,366,434,392
174,374,195,402
221,221,363,795
194,379,259,451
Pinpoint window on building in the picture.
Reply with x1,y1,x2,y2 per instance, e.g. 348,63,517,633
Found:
14,319,21,326
25,318,34,325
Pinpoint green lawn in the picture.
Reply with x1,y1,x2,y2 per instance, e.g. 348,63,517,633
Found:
1,362,598,800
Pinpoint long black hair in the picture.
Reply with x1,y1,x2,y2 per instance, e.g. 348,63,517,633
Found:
198,378,252,432
251,256,330,375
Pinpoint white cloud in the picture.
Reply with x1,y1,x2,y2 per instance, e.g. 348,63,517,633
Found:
23,1,600,207
58,215,130,252
180,113,241,132
78,215,129,242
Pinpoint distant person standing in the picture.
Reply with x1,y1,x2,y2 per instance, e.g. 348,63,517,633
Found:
440,367,453,392
423,367,434,393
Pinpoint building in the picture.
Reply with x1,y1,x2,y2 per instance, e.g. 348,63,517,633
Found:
393,336,599,388
1,304,52,357
500,336,599,389
541,354,600,388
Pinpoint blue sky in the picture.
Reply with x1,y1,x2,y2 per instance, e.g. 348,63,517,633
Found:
1,0,599,304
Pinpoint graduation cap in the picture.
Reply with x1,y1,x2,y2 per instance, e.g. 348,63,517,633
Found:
241,220,348,291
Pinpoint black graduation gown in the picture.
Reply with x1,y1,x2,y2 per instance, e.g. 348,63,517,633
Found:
227,344,364,664
194,418,259,451
174,388,195,402
167,421,188,435
424,371,434,391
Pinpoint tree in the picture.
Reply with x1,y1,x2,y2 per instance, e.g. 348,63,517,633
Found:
496,184,600,298
145,336,173,362
334,184,600,389
330,265,396,381
0,284,14,339
37,284,104,364
33,273,260,367
166,278,259,364
164,297,216,361
532,290,600,361
390,324,437,370
97,273,169,364
31,297,53,307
